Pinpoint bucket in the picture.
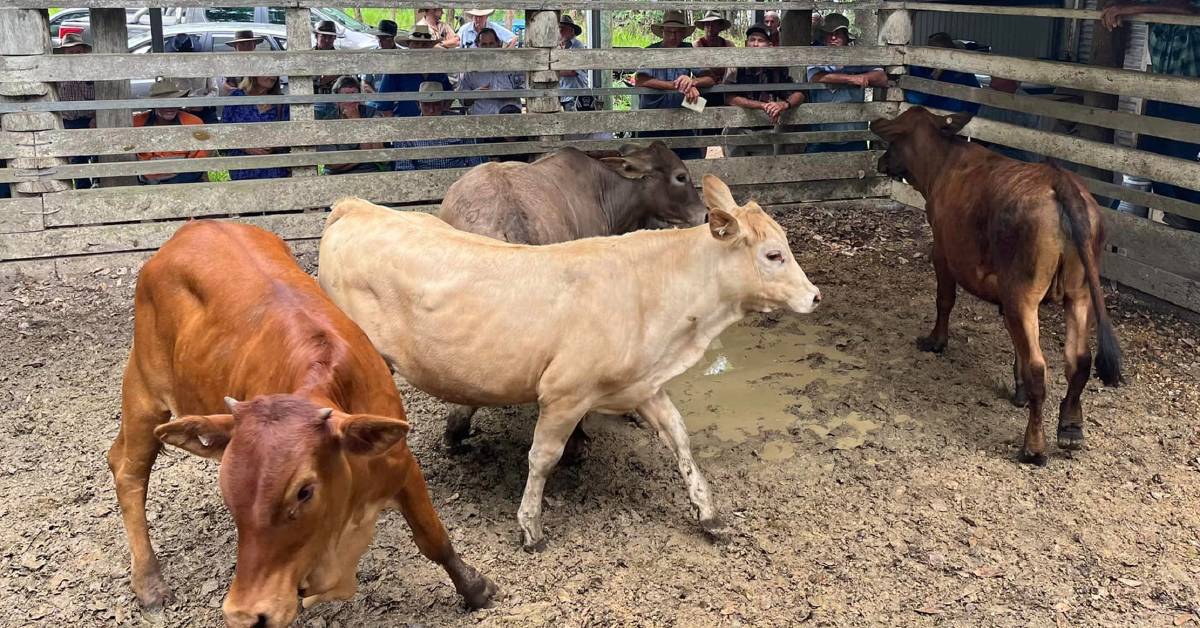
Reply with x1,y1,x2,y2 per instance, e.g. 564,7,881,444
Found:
1116,175,1151,218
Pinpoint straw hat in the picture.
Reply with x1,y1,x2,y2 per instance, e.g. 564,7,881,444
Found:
54,32,92,51
148,79,189,99
464,9,494,17
650,10,696,38
418,80,449,102
694,10,731,33
405,24,435,43
224,29,264,46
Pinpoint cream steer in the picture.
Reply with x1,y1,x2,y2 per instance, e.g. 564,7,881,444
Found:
317,175,822,549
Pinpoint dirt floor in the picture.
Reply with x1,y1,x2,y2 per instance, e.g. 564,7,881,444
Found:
2,201,1199,627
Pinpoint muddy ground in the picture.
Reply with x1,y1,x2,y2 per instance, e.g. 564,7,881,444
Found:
2,201,1199,627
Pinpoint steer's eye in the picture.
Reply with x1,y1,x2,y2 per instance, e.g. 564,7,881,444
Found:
766,251,785,263
297,485,314,503
674,173,687,183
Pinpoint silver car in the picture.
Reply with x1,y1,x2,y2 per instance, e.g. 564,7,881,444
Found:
126,23,291,99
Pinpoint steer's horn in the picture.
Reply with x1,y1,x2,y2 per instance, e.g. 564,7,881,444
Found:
316,408,334,420
224,396,240,412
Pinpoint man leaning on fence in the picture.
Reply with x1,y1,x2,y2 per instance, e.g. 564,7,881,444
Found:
723,24,807,157
633,11,713,161
806,13,887,153
317,76,387,175
557,15,591,112
370,25,453,118
1104,0,1200,232
133,79,209,185
393,82,490,172
52,33,97,190
458,28,526,115
458,9,516,48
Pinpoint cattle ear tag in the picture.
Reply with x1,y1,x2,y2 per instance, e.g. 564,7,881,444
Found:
945,116,953,125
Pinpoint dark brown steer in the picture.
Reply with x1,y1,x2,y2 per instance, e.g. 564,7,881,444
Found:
436,140,708,461
108,221,494,627
871,107,1122,465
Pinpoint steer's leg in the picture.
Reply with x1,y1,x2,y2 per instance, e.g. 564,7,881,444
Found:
107,366,173,609
636,391,720,534
559,423,593,467
917,253,957,353
517,399,588,551
1057,286,1092,451
444,404,478,449
1003,295,1048,466
1011,353,1029,407
392,444,496,609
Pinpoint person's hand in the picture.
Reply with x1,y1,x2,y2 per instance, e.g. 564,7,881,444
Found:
683,86,700,103
478,83,491,90
1101,4,1133,29
763,100,788,123
674,75,695,92
504,37,518,48
339,102,360,118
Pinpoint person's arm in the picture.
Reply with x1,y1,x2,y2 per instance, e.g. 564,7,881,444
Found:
1103,0,1197,28
634,72,676,91
728,95,767,111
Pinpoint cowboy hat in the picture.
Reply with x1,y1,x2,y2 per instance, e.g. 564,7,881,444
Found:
694,10,731,32
224,29,264,46
373,19,398,38
418,80,450,102
148,79,189,99
559,14,582,37
54,32,92,51
651,10,696,38
464,9,494,17
405,23,435,43
313,19,338,36
817,13,855,39
927,32,963,49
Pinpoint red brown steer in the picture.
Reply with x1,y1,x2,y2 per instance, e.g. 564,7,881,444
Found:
871,107,1122,465
108,221,494,627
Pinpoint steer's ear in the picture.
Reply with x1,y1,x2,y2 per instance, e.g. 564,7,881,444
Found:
599,155,652,180
708,208,741,241
938,112,973,137
155,414,236,460
701,174,737,214
331,413,411,456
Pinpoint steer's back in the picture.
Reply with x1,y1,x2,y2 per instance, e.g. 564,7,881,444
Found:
319,199,642,405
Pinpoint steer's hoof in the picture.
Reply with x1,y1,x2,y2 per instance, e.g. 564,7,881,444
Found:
522,536,548,553
133,572,175,610
915,336,946,354
463,574,498,610
1017,448,1048,467
1010,387,1029,408
1057,425,1085,451
699,515,729,543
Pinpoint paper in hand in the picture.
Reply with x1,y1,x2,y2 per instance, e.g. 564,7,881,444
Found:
681,96,707,112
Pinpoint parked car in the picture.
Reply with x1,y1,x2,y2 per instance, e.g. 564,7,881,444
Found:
125,23,291,99
57,6,384,50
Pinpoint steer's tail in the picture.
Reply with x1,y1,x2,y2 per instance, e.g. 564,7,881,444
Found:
1052,165,1122,386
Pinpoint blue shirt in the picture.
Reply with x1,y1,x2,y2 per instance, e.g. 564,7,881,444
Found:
636,42,705,110
904,66,982,114
558,38,589,105
368,73,453,117
458,21,516,48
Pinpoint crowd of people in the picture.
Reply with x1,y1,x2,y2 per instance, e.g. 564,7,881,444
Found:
16,6,1196,236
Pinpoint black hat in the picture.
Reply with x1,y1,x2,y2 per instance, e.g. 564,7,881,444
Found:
559,15,582,37
313,20,338,36
373,19,398,38
746,23,770,40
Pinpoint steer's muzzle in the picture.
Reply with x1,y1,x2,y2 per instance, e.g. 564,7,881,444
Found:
223,590,298,628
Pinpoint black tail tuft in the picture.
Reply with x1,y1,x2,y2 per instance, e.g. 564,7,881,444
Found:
1051,164,1122,387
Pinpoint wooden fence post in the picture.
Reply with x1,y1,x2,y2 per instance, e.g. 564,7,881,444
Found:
0,7,69,204
90,8,139,188
879,9,912,102
286,8,318,177
525,9,560,149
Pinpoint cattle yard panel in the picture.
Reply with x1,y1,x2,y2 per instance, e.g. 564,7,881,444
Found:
3,1,1200,316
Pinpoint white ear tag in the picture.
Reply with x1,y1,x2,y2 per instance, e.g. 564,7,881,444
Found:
198,434,213,447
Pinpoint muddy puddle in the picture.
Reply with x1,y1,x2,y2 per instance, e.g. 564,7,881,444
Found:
668,314,875,459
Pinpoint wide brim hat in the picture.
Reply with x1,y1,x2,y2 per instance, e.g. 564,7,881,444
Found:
464,9,494,17
418,80,449,101
373,19,398,38
54,32,92,50
559,15,582,37
148,79,189,99
313,20,338,35
224,29,264,46
651,10,696,38
694,10,731,32
817,13,855,39
405,23,435,43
